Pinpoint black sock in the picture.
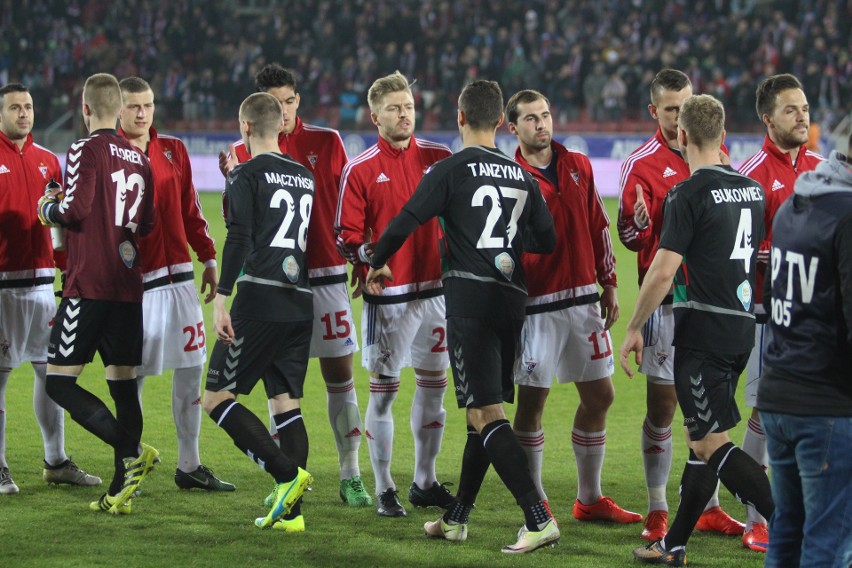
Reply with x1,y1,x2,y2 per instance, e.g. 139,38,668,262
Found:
46,374,135,455
108,379,143,447
274,409,308,468
708,442,775,520
445,426,490,524
479,419,545,531
274,408,308,519
209,400,298,483
663,450,720,550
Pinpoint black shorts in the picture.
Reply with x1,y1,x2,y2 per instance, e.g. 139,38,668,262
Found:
447,315,524,409
47,298,143,367
205,318,311,399
674,346,749,440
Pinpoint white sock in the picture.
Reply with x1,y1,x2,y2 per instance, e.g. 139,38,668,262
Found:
327,378,362,480
642,416,672,512
573,428,605,505
0,368,9,467
515,428,547,500
741,417,768,527
410,375,447,488
365,377,398,494
32,363,67,465
172,366,203,473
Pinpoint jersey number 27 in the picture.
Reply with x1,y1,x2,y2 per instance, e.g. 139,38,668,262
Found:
472,185,528,248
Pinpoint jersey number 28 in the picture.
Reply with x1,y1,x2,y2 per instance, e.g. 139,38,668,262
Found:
270,189,313,251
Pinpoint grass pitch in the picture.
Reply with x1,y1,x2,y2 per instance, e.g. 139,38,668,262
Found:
2,195,764,567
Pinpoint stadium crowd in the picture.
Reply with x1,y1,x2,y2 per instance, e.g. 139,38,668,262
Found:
3,0,849,132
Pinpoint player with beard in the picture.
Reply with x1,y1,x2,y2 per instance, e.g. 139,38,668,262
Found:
506,89,642,526
336,72,453,517
0,83,100,494
736,73,823,552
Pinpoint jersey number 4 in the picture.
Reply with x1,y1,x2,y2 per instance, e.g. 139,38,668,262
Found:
112,169,146,232
729,208,754,273
472,185,528,248
270,189,313,251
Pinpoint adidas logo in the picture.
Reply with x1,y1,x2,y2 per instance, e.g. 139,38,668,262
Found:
376,172,390,183
422,421,444,430
771,179,784,192
662,167,677,178
643,445,666,455
345,427,362,438
0,164,10,174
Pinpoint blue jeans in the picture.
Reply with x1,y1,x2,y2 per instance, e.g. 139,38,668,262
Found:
760,411,852,568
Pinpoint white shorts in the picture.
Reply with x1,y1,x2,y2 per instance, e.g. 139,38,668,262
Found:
744,322,766,407
0,285,55,368
137,280,206,376
515,303,615,387
361,295,449,377
310,282,358,359
639,302,675,384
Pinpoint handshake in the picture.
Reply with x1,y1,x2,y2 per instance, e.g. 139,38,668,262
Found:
36,178,63,226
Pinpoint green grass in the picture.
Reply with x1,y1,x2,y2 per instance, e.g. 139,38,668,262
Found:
2,196,764,567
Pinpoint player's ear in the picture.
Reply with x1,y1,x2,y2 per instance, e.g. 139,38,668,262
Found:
457,109,466,128
648,103,657,120
495,112,505,129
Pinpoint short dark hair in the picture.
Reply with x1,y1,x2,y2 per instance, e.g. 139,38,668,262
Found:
755,73,803,119
650,69,691,105
240,92,283,138
505,89,549,124
459,80,503,131
0,83,28,105
118,76,153,95
255,64,297,92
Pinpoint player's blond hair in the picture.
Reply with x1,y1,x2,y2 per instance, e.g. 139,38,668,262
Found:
678,94,725,149
367,71,412,113
239,92,283,139
83,73,122,119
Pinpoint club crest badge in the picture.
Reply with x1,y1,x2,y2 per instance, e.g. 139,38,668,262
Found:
307,152,318,168
737,279,752,311
118,240,136,268
39,164,48,177
495,252,514,281
570,171,580,185
164,150,173,162
282,255,300,283
524,359,537,374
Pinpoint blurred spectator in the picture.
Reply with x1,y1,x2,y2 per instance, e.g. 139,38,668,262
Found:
2,0,848,132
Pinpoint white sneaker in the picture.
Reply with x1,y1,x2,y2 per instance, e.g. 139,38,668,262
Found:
424,517,468,542
0,467,20,494
501,520,560,553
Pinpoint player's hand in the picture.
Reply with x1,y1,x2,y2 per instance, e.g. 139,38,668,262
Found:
365,265,393,295
213,294,235,345
357,228,375,264
619,328,644,378
634,184,650,229
37,193,59,226
218,144,238,177
200,265,218,304
349,268,364,299
600,286,619,330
